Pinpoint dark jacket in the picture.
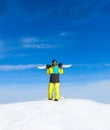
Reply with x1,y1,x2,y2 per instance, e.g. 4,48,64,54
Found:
50,74,60,83
47,65,64,83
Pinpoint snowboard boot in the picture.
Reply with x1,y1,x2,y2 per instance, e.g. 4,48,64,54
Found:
54,99,59,101
48,98,53,100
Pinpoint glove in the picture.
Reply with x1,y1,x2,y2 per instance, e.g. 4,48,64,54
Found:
58,63,63,68
46,64,51,69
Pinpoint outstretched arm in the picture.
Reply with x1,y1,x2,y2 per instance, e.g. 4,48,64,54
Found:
59,68,64,74
46,67,53,74
58,63,64,74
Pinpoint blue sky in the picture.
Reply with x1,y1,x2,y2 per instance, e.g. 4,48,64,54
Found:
0,0,110,103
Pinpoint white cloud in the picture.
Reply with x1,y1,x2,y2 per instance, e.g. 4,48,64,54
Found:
22,37,39,44
23,43,60,49
0,63,110,71
104,64,110,67
0,39,23,58
62,80,110,103
59,32,67,36
0,64,73,71
1,80,110,104
73,63,110,68
22,37,63,49
0,36,65,59
58,32,80,37
0,64,37,71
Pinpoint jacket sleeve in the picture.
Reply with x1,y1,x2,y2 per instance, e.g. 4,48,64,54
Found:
58,68,64,74
46,67,53,75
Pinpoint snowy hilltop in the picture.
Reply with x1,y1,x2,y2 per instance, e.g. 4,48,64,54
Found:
0,98,110,130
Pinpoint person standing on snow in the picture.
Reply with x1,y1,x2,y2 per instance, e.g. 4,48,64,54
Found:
46,60,64,101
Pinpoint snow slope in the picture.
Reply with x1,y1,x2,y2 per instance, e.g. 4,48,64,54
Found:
0,98,110,130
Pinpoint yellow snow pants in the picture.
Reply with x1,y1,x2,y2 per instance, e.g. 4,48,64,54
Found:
48,82,60,100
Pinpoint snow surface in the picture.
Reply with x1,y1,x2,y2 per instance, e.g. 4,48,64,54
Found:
0,98,110,130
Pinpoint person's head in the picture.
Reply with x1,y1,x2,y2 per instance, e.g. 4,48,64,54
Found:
52,59,57,66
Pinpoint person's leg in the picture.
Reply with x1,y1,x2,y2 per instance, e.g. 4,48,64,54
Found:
54,83,60,101
48,83,54,100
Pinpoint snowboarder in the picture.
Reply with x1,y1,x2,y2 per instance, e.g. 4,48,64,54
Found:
46,60,64,101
